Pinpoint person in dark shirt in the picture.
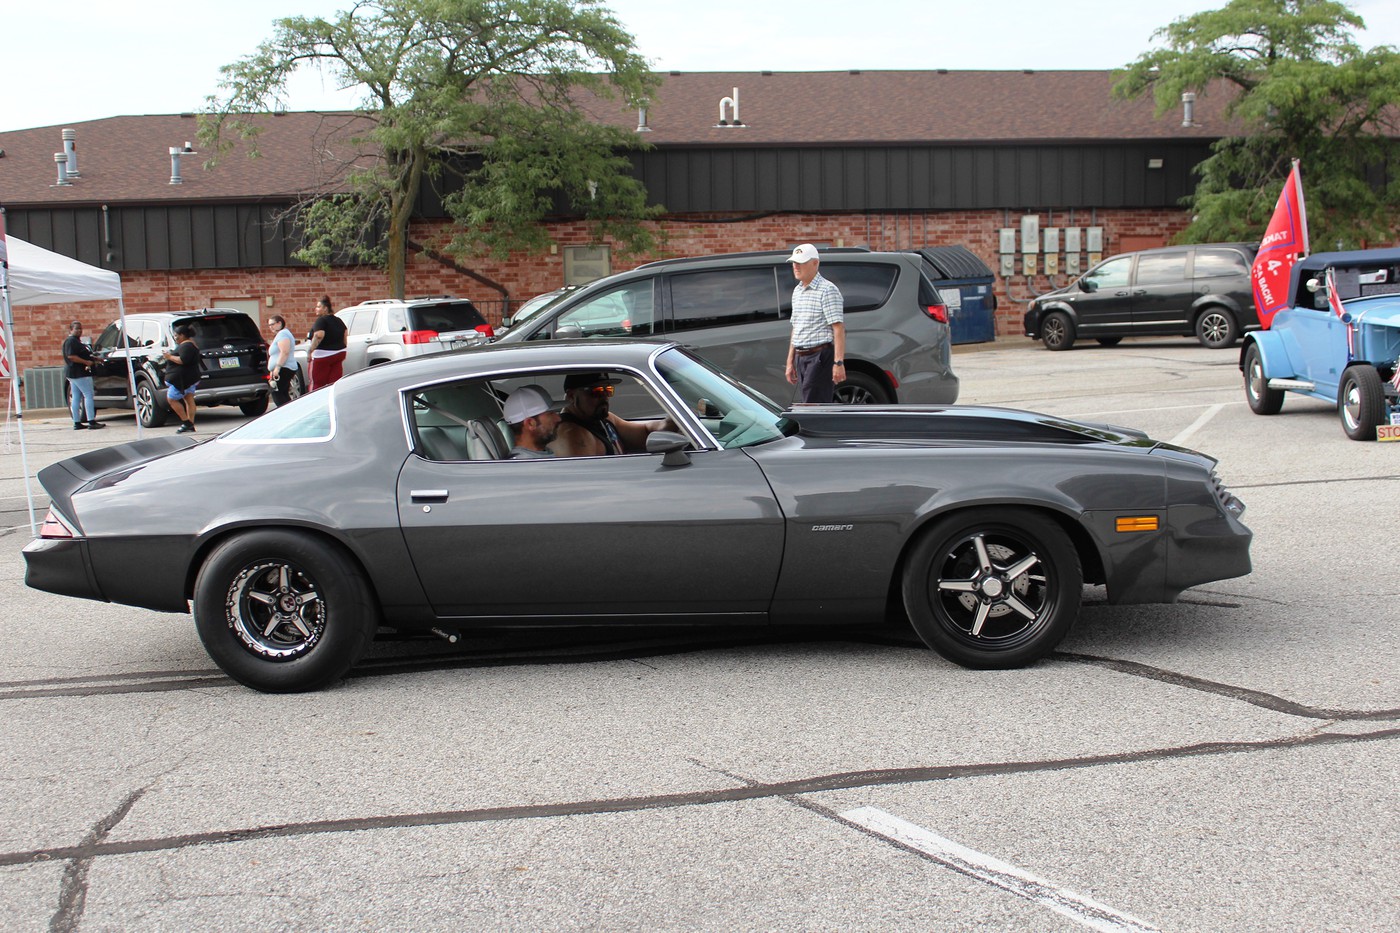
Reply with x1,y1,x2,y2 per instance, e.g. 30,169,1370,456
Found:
549,372,675,457
61,320,105,431
160,325,202,433
305,295,348,390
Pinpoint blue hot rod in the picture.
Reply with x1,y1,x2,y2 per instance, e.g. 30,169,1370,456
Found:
1241,248,1400,441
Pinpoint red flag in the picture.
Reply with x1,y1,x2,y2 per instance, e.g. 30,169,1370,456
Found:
0,211,11,379
1250,161,1309,329
1327,266,1355,359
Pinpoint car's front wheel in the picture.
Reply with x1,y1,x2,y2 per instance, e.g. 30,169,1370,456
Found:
835,370,890,404
1339,364,1384,441
902,508,1081,669
193,530,378,692
1041,312,1075,351
288,370,306,402
135,377,169,428
1196,307,1239,349
1243,345,1284,415
239,395,270,417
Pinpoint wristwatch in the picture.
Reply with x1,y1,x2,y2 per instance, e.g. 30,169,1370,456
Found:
833,359,845,365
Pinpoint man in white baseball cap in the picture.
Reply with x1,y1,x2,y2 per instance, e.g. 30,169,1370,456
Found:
503,384,562,458
784,243,846,402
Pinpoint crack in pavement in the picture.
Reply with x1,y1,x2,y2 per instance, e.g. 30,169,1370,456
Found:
48,787,147,933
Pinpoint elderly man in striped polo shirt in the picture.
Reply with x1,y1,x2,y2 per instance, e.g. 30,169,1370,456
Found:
783,243,846,403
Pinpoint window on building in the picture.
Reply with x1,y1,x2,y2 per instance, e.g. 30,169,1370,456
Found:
564,246,611,286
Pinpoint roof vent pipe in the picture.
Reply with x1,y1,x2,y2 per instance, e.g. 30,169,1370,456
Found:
1181,91,1197,127
53,152,72,186
717,87,744,126
62,129,79,176
636,106,651,132
169,147,184,185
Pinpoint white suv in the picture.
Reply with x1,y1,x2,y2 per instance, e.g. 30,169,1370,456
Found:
294,296,494,389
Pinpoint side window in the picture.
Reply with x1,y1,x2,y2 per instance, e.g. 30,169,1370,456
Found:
534,280,655,339
1082,256,1132,290
92,323,123,352
668,267,780,332
1134,252,1188,286
814,263,899,313
1194,249,1249,278
346,309,376,336
386,307,407,333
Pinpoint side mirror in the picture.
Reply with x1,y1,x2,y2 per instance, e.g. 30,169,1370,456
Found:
555,322,584,339
1306,277,1321,294
1078,278,1095,293
646,430,691,467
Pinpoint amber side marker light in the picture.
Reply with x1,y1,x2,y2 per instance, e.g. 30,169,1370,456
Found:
1115,516,1160,533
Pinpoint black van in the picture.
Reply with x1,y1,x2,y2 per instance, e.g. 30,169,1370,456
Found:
1024,243,1259,350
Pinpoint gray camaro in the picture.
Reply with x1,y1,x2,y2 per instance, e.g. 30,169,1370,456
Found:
24,340,1252,692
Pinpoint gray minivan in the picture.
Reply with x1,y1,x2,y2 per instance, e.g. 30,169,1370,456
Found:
494,249,960,405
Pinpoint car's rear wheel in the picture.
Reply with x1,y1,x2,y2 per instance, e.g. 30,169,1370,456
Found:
239,395,270,417
288,370,306,401
136,377,169,428
1095,337,1122,347
1339,364,1384,441
1041,312,1075,351
193,530,377,692
1196,307,1239,349
835,370,890,405
902,508,1081,669
1243,345,1284,415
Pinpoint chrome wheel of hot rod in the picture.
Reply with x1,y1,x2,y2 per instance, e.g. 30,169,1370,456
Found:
903,508,1080,668
194,530,377,692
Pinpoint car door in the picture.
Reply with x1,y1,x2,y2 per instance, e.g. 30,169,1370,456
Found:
90,320,141,400
664,265,789,404
1129,250,1192,334
396,446,785,619
1069,255,1134,335
342,309,375,373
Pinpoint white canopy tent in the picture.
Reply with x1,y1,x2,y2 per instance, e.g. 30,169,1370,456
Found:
1,228,139,535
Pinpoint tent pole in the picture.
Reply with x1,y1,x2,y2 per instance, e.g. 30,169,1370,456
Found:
117,297,143,440
0,280,39,537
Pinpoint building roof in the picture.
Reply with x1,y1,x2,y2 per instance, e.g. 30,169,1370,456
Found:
0,70,1241,208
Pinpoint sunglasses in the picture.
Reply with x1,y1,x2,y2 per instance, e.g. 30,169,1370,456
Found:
586,385,615,397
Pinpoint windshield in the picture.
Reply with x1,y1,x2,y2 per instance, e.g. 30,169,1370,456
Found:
654,348,795,449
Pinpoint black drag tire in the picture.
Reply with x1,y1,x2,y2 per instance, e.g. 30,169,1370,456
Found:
1339,364,1384,441
1243,345,1284,415
1095,337,1122,347
1196,307,1239,349
239,394,270,417
835,370,890,405
903,508,1081,669
1041,312,1075,351
136,377,169,428
193,530,378,692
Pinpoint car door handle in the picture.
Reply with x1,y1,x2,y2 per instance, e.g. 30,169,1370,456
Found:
1132,289,1146,296
410,489,449,503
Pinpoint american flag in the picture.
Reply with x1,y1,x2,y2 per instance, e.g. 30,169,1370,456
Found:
1392,359,1400,393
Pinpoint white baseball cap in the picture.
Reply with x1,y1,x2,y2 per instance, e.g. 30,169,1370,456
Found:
788,243,819,264
503,384,561,423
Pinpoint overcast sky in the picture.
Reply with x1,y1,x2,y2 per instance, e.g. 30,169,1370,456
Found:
3,0,1398,133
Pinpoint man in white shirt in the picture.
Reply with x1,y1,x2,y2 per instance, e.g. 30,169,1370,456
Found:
783,243,846,402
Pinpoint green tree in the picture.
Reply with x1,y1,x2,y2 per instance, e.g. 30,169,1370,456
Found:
201,0,662,297
1115,0,1400,249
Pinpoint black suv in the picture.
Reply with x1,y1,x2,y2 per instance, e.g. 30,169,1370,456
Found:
1024,243,1259,350
495,248,960,405
85,309,270,427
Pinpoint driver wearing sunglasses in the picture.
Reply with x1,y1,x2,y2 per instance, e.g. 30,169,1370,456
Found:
550,371,677,457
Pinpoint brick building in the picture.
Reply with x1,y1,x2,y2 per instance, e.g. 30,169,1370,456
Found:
0,70,1240,390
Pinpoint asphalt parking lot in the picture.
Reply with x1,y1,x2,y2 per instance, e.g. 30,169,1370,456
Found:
1,336,1397,931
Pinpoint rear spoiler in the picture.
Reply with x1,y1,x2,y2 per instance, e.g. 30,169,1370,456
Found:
37,435,200,520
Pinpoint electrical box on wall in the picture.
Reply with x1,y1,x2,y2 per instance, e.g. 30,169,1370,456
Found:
1043,228,1060,276
1067,254,1081,276
998,229,1016,254
1024,254,1038,277
1086,227,1104,252
1000,254,1015,277
1064,227,1081,255
1020,215,1040,254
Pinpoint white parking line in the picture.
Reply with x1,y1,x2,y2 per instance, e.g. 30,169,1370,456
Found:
840,807,1159,933
1169,403,1226,448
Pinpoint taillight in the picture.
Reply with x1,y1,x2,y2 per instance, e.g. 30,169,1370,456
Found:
39,509,74,539
924,303,949,324
403,330,439,345
474,324,495,338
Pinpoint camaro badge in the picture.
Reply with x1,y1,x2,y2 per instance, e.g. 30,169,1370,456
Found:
811,524,854,532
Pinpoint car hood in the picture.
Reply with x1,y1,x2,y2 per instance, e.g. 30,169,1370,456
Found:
785,405,1156,447
1031,281,1077,304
